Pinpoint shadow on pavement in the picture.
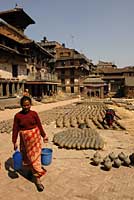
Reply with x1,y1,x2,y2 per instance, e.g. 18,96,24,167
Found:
5,157,33,182
5,157,19,179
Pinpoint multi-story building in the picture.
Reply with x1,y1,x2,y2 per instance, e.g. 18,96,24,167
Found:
122,67,134,98
94,63,134,98
39,38,94,94
0,6,59,99
40,38,134,98
55,47,94,93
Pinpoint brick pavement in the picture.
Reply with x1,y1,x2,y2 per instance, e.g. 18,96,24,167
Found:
0,98,134,200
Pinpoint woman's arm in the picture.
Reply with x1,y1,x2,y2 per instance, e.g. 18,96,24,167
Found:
12,114,19,145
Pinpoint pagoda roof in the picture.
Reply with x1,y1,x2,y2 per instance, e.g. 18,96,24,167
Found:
0,21,32,44
0,7,35,31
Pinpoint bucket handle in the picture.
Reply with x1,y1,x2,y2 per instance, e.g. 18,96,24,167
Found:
42,141,53,149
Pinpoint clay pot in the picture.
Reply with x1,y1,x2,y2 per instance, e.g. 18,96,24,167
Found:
93,151,101,159
103,156,111,163
92,157,101,166
129,153,134,165
79,123,87,129
114,158,122,168
118,152,126,161
109,152,116,161
103,160,112,171
123,156,131,167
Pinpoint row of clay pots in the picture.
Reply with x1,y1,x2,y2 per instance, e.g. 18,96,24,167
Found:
91,151,134,171
53,128,104,150
55,101,126,130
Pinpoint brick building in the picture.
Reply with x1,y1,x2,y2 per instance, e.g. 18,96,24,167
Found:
0,6,59,99
39,38,95,94
94,63,134,98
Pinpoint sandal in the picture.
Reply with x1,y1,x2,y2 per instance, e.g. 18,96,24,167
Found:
36,183,44,192
34,177,44,192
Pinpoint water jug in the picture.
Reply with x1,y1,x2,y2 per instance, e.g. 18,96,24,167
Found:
13,149,22,171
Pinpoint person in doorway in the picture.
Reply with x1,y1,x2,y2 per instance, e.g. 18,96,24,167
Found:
12,96,48,192
23,89,30,97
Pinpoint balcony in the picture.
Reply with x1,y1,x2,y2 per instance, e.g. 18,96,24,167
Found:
27,72,59,82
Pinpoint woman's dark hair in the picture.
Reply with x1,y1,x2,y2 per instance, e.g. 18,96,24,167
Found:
20,96,32,106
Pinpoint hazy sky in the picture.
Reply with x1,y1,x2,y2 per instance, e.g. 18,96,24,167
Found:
1,0,134,67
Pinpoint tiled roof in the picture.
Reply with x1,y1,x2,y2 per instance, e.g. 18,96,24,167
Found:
33,42,54,58
122,66,134,72
83,76,104,83
40,41,62,47
0,44,26,56
96,66,134,74
96,68,123,74
0,8,35,30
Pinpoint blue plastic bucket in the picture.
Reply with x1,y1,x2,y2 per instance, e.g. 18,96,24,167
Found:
13,150,22,171
41,148,53,166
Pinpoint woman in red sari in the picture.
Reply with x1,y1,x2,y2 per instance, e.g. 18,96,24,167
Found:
12,96,48,191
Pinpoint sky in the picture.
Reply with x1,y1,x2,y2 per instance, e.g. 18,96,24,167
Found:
1,0,134,67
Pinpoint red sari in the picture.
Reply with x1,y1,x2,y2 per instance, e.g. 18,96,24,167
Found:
20,127,46,177
12,110,46,178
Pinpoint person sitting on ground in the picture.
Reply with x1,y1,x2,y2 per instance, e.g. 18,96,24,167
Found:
12,96,48,192
103,109,115,127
